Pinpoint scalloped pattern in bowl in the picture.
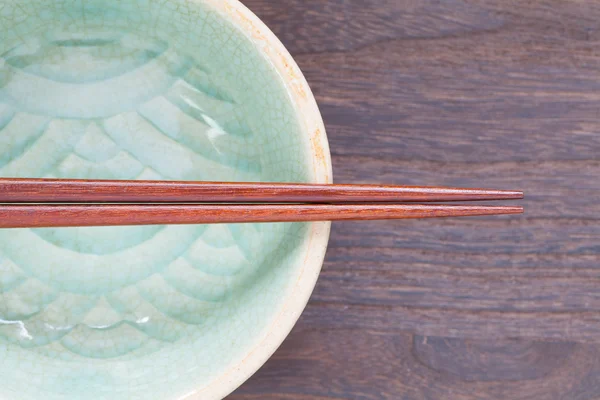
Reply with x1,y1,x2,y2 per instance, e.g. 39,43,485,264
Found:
0,1,331,399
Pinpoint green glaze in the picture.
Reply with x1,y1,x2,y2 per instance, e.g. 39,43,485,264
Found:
0,1,316,399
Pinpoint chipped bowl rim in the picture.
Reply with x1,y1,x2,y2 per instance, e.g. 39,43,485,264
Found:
178,0,332,399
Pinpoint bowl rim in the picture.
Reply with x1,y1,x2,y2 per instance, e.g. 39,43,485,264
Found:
180,1,332,399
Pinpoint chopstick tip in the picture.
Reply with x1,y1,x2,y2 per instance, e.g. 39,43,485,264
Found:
507,205,524,214
512,190,524,200
488,189,524,200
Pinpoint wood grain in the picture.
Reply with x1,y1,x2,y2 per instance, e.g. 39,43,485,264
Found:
0,204,522,228
230,0,600,399
0,178,523,203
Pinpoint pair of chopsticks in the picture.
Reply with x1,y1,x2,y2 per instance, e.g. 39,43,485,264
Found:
0,178,523,228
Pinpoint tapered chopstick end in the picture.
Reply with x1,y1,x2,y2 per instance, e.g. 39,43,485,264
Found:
502,205,524,214
502,190,524,200
441,204,524,218
470,188,524,201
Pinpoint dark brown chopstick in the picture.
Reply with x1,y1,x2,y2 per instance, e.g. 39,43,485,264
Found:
0,204,523,228
0,178,523,203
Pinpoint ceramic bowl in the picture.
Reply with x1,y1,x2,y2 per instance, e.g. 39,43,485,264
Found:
0,0,331,398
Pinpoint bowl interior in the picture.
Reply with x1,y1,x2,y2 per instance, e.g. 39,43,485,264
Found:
0,1,322,399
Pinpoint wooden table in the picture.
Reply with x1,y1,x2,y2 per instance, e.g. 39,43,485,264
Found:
230,1,600,398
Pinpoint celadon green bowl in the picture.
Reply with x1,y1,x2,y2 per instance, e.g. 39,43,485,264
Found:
0,0,331,398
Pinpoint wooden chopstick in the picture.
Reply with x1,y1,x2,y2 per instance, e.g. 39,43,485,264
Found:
0,178,523,227
0,178,523,203
0,204,524,228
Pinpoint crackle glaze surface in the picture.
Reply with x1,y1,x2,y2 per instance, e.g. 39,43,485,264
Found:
0,0,329,399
